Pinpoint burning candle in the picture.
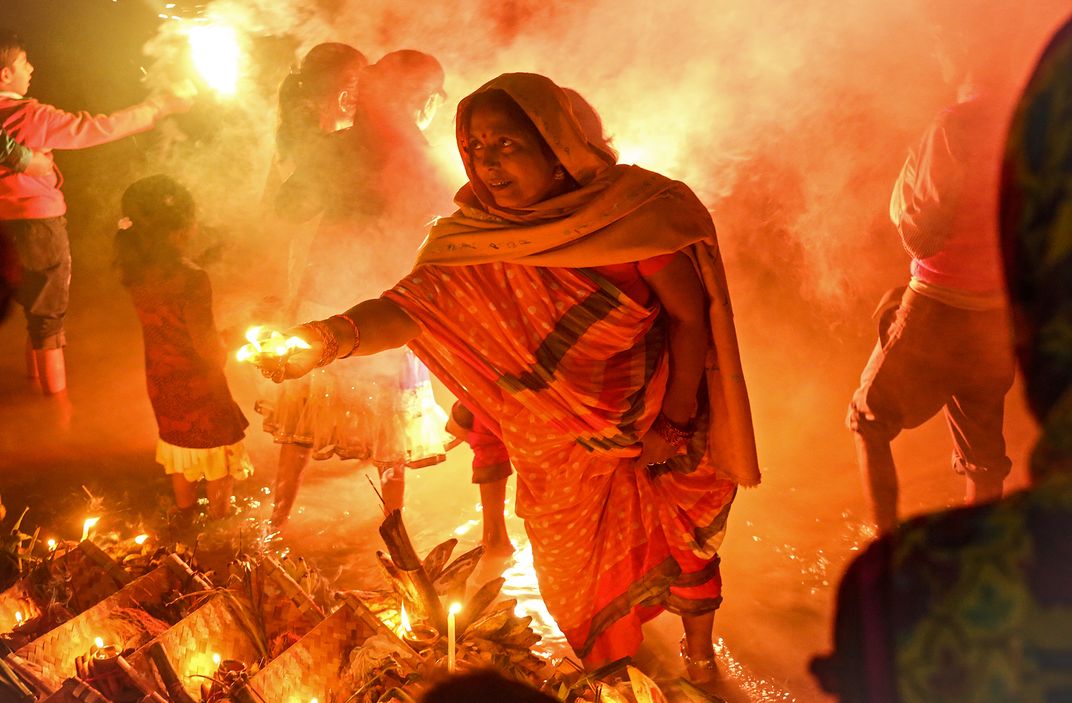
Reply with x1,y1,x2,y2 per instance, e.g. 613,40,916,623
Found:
447,602,461,673
81,517,100,542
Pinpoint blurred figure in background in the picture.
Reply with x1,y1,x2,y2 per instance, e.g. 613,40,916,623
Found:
815,15,1072,701
0,28,192,396
846,30,1017,534
262,42,367,304
261,49,453,526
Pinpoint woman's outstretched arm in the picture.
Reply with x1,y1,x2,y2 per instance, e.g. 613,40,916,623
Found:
278,297,421,380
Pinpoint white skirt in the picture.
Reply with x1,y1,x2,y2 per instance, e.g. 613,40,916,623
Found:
156,438,254,483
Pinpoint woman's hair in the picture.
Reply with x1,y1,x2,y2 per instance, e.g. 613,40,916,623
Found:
115,175,195,286
276,42,367,160
362,49,445,114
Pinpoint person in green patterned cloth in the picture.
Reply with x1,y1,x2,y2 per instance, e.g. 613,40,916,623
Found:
812,15,1072,703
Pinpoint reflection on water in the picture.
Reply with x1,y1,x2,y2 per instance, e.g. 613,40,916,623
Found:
498,542,569,655
713,637,796,702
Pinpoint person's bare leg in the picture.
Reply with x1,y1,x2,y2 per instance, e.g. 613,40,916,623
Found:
681,612,718,683
479,477,514,556
854,432,899,534
34,347,66,395
379,462,405,514
206,476,234,519
170,474,198,510
272,444,311,526
25,338,38,379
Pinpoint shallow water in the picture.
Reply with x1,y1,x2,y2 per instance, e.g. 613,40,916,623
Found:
0,235,1038,702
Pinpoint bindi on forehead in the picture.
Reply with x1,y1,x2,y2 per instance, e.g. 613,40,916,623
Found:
468,106,531,141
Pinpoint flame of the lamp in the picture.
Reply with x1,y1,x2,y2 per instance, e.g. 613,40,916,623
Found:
14,611,23,625
449,602,462,615
186,22,240,96
212,652,221,666
46,538,57,551
399,605,411,633
81,516,100,542
245,326,263,348
134,534,149,545
94,637,104,649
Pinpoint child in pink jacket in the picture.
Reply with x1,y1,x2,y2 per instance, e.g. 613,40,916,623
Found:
0,28,192,394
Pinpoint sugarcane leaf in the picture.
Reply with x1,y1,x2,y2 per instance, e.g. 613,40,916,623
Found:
458,577,505,631
434,545,484,594
421,539,457,582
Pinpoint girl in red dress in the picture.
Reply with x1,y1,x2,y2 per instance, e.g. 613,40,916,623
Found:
116,175,253,519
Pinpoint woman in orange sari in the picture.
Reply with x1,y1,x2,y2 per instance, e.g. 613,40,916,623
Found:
265,73,759,675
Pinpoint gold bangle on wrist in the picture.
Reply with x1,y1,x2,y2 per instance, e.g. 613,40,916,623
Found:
652,413,695,449
303,320,339,367
331,314,361,359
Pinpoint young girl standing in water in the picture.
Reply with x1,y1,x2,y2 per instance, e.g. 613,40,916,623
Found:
117,175,252,520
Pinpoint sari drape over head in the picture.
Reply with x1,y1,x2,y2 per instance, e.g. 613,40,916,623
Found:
383,73,759,661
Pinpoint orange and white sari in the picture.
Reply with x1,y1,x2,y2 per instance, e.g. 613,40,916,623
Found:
384,73,759,662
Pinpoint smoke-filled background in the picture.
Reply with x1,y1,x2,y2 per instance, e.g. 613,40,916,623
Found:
2,0,1069,700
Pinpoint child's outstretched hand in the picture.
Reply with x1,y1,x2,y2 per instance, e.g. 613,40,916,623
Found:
152,80,198,116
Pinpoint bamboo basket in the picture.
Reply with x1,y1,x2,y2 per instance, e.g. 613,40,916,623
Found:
0,541,131,632
123,592,262,701
241,593,417,703
13,555,209,691
258,557,324,645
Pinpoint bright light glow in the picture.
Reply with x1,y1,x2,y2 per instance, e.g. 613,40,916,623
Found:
134,534,149,545
186,23,240,96
449,602,462,615
14,611,23,625
237,327,308,364
399,605,411,633
453,519,477,536
81,517,100,542
212,652,221,666
94,637,104,649
47,538,57,551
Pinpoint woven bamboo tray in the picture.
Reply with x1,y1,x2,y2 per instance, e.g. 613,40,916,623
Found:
0,541,131,632
258,557,324,645
124,592,262,701
14,554,209,691
241,593,417,703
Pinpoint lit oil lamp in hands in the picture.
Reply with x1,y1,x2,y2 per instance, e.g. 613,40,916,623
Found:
236,326,315,382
